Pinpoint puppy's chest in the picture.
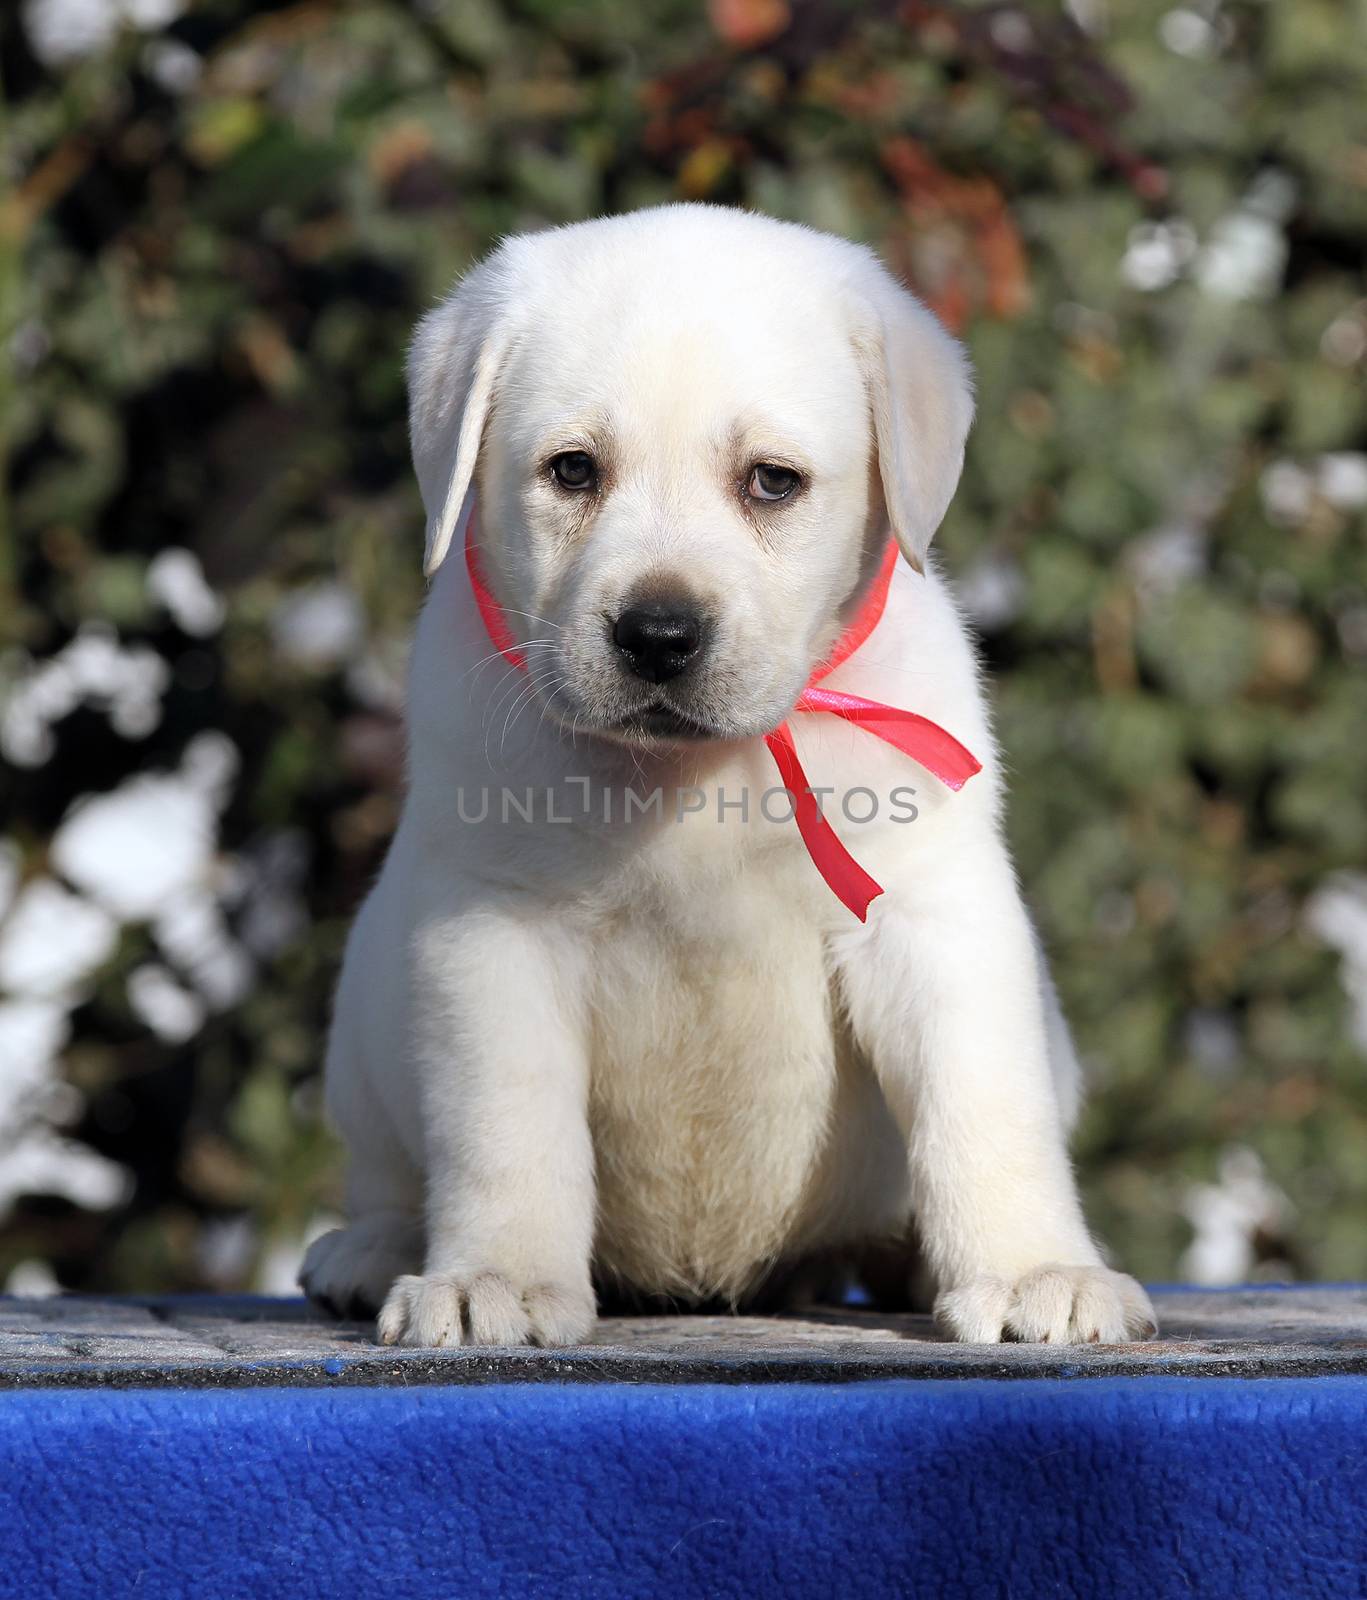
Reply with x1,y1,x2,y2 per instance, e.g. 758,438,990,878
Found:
582,903,842,1298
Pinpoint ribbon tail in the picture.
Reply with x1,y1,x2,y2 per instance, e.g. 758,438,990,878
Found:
795,688,982,792
765,724,884,923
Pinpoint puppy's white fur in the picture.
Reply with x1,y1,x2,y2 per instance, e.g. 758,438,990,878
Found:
300,205,1156,1348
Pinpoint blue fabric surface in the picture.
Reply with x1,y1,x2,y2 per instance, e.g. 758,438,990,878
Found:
2,1378,1365,1600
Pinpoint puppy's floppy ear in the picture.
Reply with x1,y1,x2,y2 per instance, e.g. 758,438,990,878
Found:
851,262,975,574
408,251,518,576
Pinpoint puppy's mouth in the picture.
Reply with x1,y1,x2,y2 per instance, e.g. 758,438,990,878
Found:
540,679,733,748
613,701,721,742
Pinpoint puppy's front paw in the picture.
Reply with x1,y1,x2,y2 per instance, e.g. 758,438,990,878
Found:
299,1212,422,1319
935,1265,1156,1345
376,1270,595,1349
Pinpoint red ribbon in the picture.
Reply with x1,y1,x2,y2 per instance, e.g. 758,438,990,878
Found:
464,515,981,921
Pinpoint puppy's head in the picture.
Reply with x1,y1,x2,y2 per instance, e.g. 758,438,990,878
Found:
410,205,973,746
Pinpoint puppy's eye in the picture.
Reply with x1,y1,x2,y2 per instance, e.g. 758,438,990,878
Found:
550,451,596,490
747,464,801,502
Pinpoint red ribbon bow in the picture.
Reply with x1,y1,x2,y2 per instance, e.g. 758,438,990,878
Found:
464,515,981,922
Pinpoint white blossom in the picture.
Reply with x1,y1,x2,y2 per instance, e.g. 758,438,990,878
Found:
146,548,225,637
127,963,206,1043
0,881,118,1001
1120,220,1196,292
1179,1147,1292,1284
22,0,185,67
1305,872,1367,1052
271,581,365,670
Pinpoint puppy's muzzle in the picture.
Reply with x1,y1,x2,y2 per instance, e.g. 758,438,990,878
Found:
612,600,706,684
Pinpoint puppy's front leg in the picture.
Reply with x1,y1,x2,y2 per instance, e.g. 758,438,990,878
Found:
377,901,596,1348
837,841,1156,1345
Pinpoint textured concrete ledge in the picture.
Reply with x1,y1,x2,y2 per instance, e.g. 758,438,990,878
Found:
2,1285,1364,1387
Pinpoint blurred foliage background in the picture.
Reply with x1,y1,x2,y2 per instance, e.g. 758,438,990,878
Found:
1,0,1364,1299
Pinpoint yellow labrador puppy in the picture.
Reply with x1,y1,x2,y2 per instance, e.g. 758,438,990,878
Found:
300,204,1156,1348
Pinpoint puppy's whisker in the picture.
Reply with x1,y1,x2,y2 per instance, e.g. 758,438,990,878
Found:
478,661,522,714
481,674,523,730
464,640,563,710
485,664,563,763
499,682,541,756
462,638,558,687
482,676,536,756
501,669,564,754
528,687,570,745
533,678,571,739
462,648,516,686
498,608,563,632
485,655,551,723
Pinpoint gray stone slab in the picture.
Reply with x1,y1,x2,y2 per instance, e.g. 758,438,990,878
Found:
1,1287,1364,1387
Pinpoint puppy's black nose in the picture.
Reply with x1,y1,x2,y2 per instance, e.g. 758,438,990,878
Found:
612,602,704,684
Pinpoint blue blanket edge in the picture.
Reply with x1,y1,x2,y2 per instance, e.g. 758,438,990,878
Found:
3,1376,1365,1600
